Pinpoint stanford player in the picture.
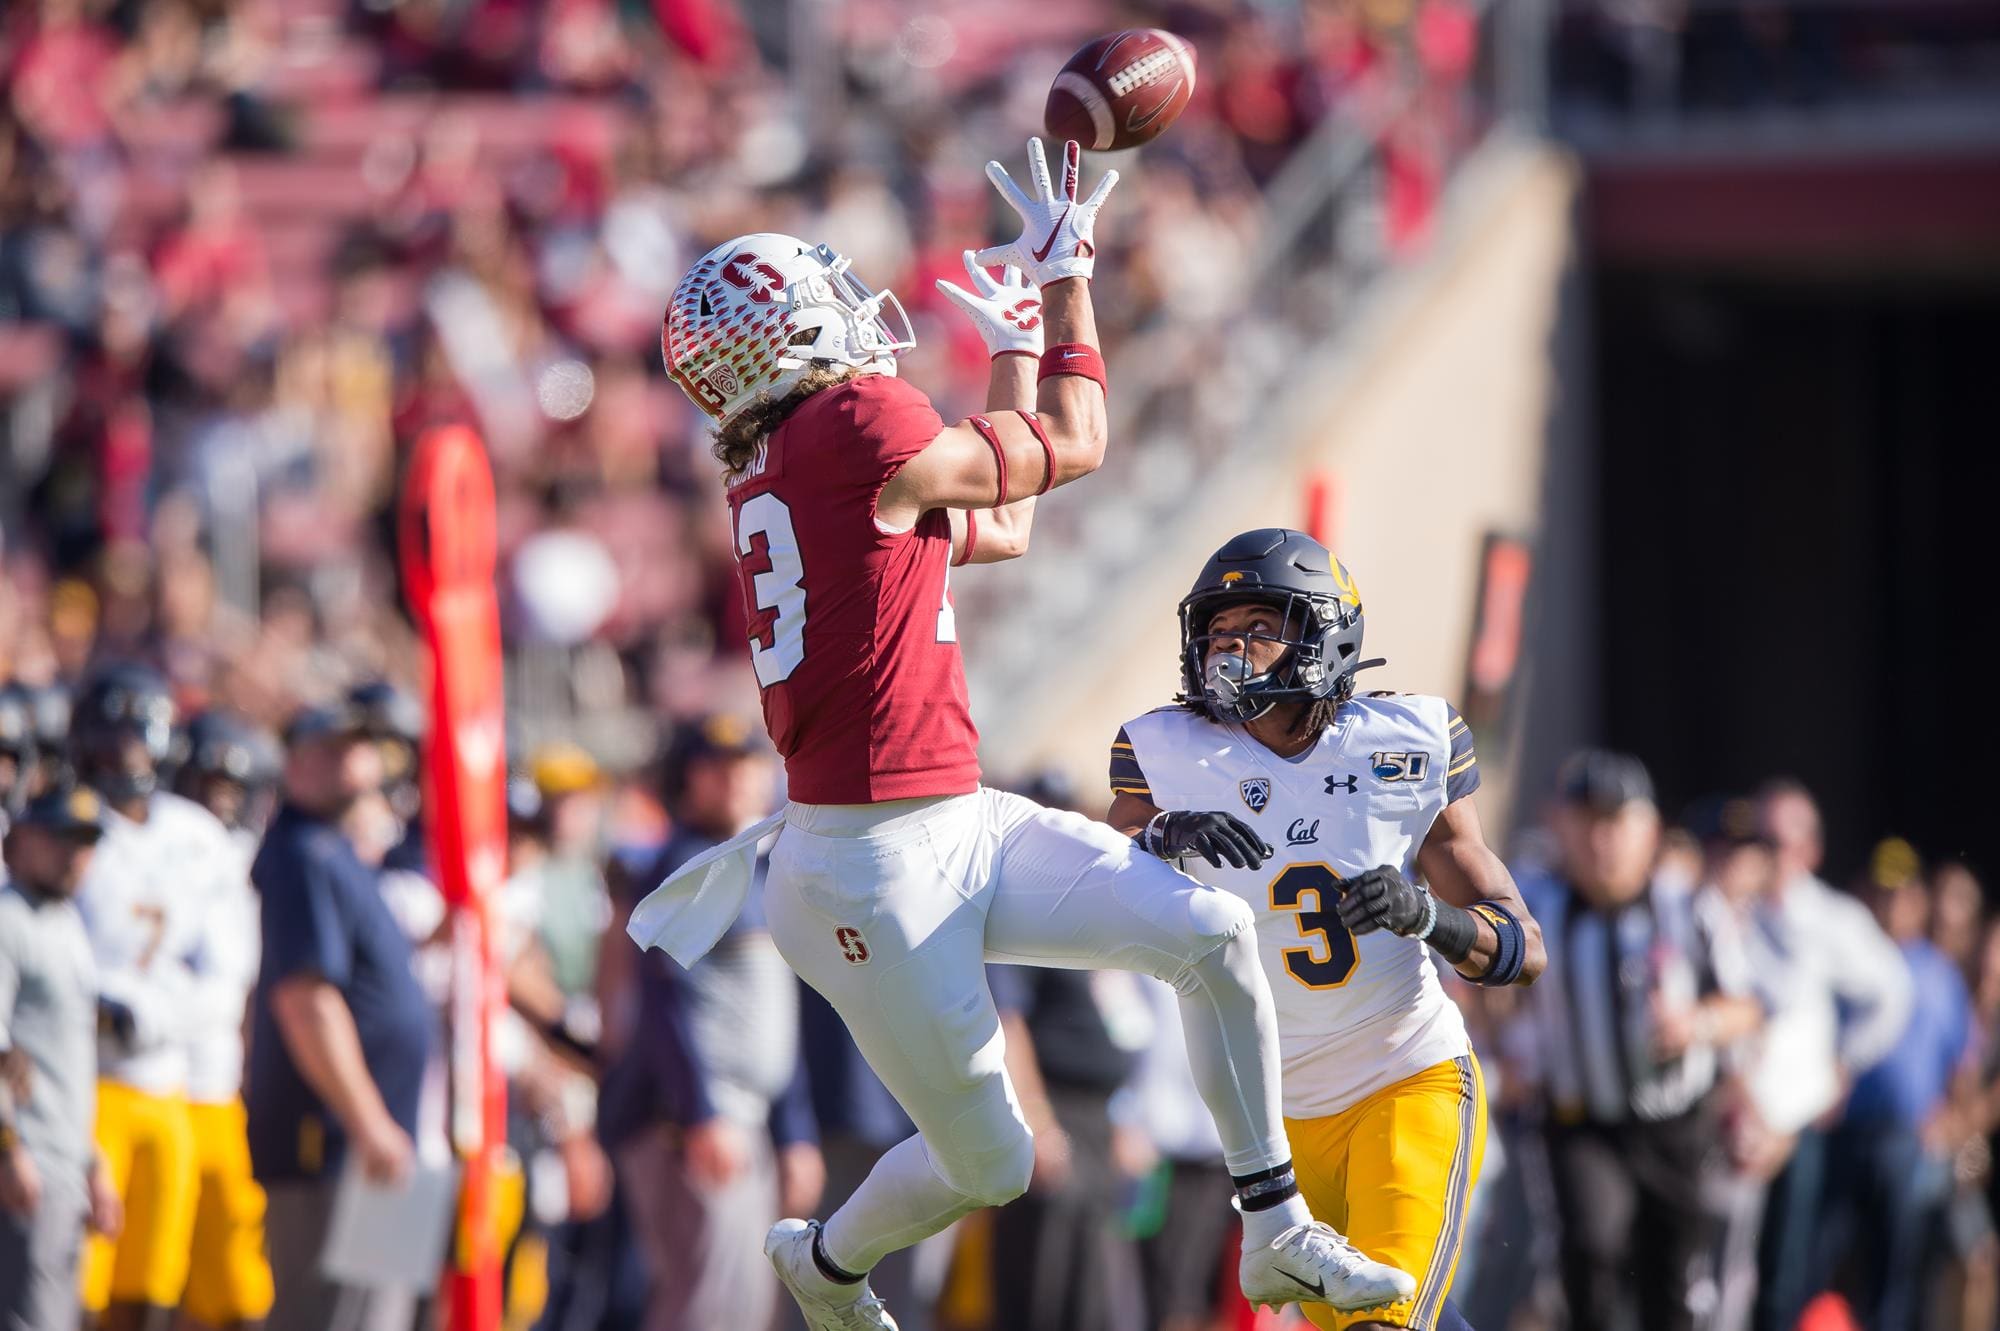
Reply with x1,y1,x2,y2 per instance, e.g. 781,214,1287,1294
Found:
642,139,1414,1330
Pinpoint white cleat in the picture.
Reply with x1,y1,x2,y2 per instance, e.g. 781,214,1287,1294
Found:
1239,1220,1418,1313
766,1219,900,1331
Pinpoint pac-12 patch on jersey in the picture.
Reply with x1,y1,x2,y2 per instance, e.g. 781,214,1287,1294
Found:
1110,695,1478,1117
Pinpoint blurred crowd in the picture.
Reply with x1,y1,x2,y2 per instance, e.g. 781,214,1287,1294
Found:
0,0,1471,767
8,665,1998,1331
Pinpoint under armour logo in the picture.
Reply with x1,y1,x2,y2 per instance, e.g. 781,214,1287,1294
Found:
1325,774,1359,795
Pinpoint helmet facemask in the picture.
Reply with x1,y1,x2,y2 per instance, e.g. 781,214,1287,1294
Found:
1180,590,1363,723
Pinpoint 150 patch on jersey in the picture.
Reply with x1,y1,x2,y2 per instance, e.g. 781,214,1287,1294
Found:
1240,778,1272,813
1371,751,1430,782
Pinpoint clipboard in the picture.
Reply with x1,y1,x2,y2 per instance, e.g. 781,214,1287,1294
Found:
319,1158,462,1290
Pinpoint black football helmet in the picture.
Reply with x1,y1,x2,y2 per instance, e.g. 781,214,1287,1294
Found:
1177,528,1379,722
72,663,176,804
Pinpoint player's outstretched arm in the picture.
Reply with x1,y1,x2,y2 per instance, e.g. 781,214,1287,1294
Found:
879,139,1115,535
934,255,1042,564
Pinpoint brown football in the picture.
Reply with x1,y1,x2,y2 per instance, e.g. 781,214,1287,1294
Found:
1044,29,1197,152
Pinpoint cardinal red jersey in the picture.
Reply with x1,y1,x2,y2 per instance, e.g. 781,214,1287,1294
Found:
725,372,982,804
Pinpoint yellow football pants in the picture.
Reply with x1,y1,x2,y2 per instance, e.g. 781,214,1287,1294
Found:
183,1099,275,1327
1286,1054,1487,1331
83,1081,198,1310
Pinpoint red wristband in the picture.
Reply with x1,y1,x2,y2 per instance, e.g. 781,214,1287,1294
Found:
1039,343,1106,391
967,414,1010,506
1021,412,1057,496
955,509,978,567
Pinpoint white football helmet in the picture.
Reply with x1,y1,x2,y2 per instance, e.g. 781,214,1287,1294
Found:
662,233,916,425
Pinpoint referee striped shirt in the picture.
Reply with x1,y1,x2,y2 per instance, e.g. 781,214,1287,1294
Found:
1521,871,1753,1124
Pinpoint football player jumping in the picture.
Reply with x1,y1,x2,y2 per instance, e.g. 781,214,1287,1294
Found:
630,140,1415,1330
1109,529,1548,1331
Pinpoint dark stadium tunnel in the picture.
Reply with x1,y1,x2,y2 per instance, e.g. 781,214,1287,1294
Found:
1592,264,2000,883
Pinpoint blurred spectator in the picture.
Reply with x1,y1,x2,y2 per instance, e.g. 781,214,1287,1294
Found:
0,687,35,833
1517,750,1763,1331
1931,861,1986,989
985,772,1150,1331
0,785,119,1331
1817,842,1977,1331
597,714,817,1331
1747,781,1912,1331
986,960,1151,1331
1124,979,1234,1331
247,704,435,1331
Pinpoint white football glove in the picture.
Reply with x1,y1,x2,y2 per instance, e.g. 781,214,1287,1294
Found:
935,251,1043,358
974,137,1118,287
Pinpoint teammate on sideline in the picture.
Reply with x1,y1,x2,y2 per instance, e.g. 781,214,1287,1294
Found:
173,712,277,1331
70,667,241,1331
629,139,1414,1331
1108,529,1547,1331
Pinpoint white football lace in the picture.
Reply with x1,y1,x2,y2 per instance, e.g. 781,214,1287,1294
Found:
1290,1221,1369,1271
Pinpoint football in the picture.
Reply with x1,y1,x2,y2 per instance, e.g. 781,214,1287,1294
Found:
1044,29,1197,152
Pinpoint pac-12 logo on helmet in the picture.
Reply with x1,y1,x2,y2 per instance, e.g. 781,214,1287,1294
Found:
663,233,917,426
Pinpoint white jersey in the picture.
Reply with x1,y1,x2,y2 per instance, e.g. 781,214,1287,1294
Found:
184,827,260,1104
76,790,241,1096
1114,694,1479,1118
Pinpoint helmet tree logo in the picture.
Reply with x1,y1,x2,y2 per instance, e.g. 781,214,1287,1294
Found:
721,255,787,304
1003,298,1042,331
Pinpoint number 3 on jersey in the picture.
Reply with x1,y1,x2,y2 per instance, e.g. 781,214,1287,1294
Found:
1270,863,1360,989
733,494,957,689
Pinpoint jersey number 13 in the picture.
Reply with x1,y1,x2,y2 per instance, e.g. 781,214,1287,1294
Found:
733,493,957,688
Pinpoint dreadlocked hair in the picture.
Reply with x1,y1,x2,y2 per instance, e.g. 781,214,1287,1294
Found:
713,365,863,479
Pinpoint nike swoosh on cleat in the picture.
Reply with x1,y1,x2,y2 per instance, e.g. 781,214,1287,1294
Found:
1280,1270,1327,1298
1032,208,1071,262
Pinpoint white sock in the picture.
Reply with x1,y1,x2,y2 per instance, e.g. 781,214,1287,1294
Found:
1172,929,1293,1174
1241,1192,1313,1250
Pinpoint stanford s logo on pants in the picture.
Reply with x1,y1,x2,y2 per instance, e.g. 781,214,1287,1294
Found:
835,926,871,964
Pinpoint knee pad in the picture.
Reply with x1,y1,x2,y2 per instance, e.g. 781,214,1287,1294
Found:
1168,902,1259,998
928,1081,1036,1208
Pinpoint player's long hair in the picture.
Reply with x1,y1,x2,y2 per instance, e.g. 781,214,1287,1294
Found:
714,365,863,479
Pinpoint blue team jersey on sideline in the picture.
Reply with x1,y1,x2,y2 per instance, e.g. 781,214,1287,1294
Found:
246,804,436,1182
1844,938,1970,1129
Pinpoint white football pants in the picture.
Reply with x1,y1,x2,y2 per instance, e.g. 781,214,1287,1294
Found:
762,787,1291,1274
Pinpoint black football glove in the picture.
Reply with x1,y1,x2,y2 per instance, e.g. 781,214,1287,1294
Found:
1335,864,1430,937
1148,811,1275,870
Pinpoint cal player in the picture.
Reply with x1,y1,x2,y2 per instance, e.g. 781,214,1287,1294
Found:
172,711,276,1331
70,668,240,1331
636,138,1413,1331
1108,529,1548,1331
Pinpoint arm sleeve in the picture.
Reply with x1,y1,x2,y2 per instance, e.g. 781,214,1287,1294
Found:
767,1051,818,1149
1820,894,1914,1075
1444,705,1480,804
258,848,356,989
1109,727,1152,799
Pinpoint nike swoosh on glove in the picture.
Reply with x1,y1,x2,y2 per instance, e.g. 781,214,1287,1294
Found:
974,137,1118,286
935,251,1043,357
1334,865,1431,936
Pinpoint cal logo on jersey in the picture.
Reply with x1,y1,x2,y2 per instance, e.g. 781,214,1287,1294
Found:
1372,751,1429,782
1241,778,1272,812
